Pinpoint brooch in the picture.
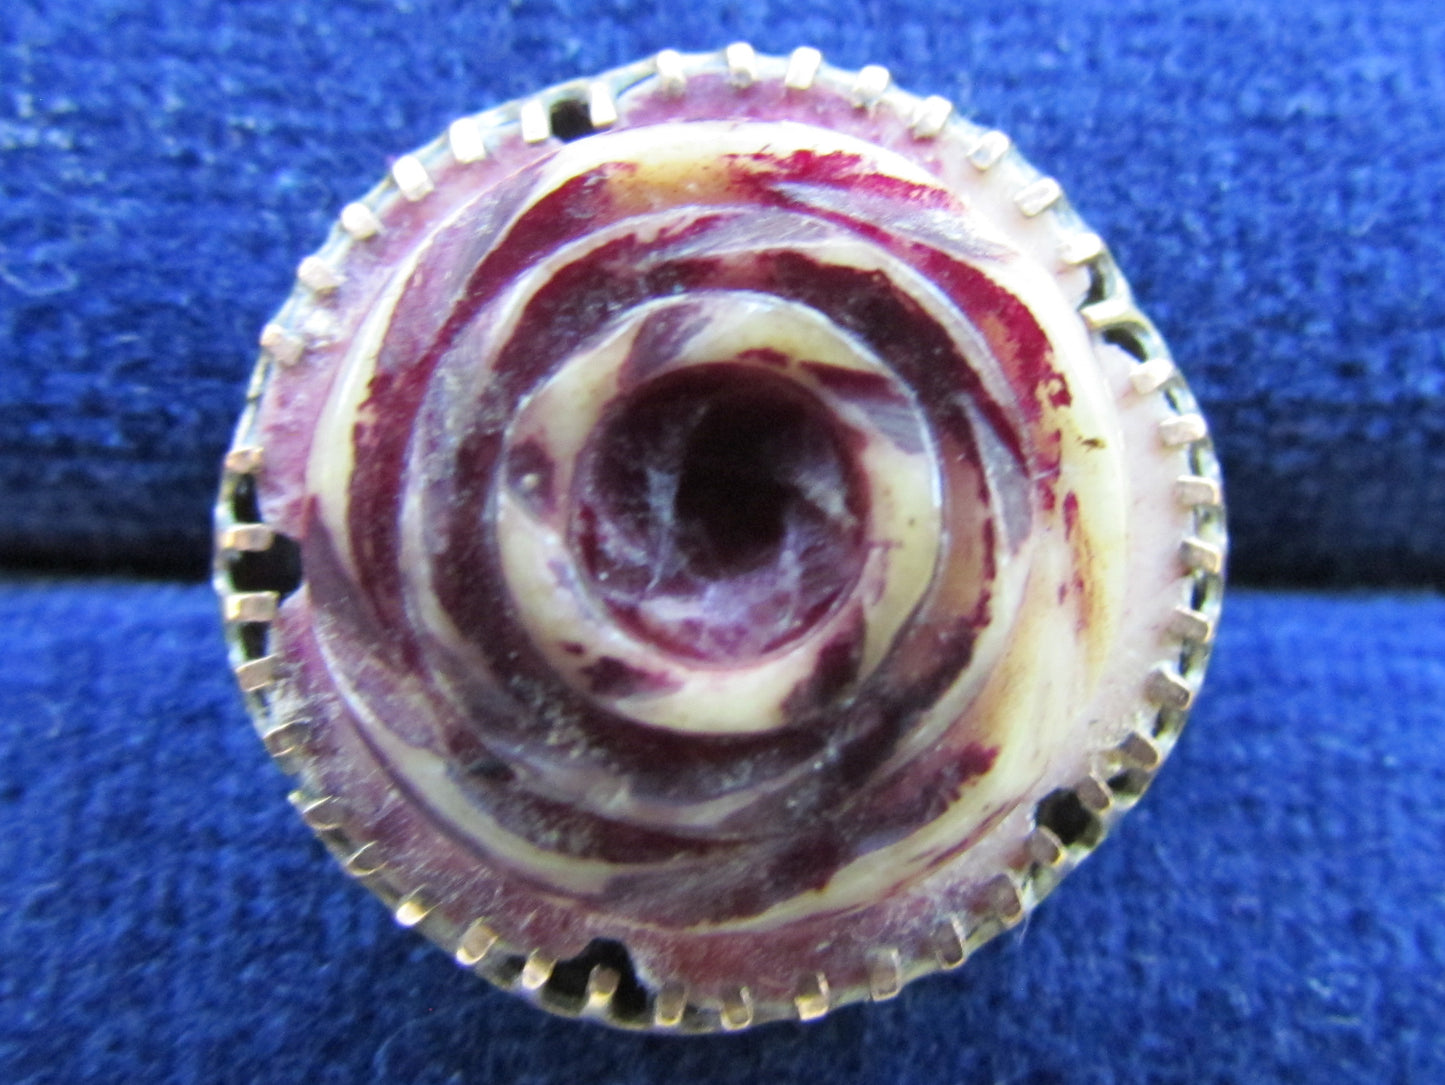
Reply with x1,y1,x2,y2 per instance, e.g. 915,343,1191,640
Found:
216,45,1225,1032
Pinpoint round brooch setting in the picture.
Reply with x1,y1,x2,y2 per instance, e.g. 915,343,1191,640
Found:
216,45,1225,1032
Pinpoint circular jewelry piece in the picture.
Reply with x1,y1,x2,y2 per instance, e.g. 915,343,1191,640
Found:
216,45,1225,1032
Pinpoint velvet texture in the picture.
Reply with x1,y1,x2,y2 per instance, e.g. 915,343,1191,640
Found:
2,0,1443,582
2,584,1442,1083
2,1,1443,1082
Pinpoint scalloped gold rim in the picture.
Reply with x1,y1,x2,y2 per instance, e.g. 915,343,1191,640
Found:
214,42,1227,1034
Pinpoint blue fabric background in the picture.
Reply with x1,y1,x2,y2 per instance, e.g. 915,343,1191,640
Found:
1,0,1443,582
2,585,1442,1083
2,1,1444,1082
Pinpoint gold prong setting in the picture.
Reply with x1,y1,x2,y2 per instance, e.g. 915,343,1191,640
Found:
391,154,434,201
1056,121,1226,822
724,42,760,87
216,42,1225,1035
783,46,822,91
793,972,831,1022
849,64,893,108
446,116,489,164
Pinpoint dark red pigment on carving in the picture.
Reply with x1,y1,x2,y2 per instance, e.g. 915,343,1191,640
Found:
342,164,628,644
301,145,1054,924
799,360,924,454
761,252,1019,467
411,417,993,922
224,52,1199,1008
1063,491,1080,538
620,302,710,382
579,656,681,698
914,247,1069,419
401,240,1000,882
725,148,957,213
780,619,866,721
715,144,1064,457
899,742,999,824
572,364,868,662
798,361,904,402
735,346,789,368
426,210,1022,632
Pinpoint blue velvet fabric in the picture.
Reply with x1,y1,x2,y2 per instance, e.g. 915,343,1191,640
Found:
3,2,1444,1082
1,582,1442,1082
1,0,1443,582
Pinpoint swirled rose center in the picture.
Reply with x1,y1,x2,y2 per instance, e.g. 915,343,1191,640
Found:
572,363,867,663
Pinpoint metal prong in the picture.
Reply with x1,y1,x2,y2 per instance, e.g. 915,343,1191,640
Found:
234,656,278,692
982,874,1024,925
654,49,686,93
1176,474,1223,507
343,842,383,877
653,982,687,1027
454,920,499,967
725,43,758,87
793,972,831,1022
587,83,618,129
1146,665,1194,710
289,792,343,831
218,523,274,552
1169,605,1215,643
297,255,340,294
394,889,433,929
720,987,754,1031
1027,825,1066,866
1059,231,1105,266
784,46,822,90
391,155,434,201
260,720,307,759
934,915,968,968
1119,730,1163,770
520,951,555,990
1014,176,1063,218
867,948,903,1000
910,95,953,138
968,130,1011,170
1075,774,1114,813
224,591,278,623
259,323,303,367
224,446,264,474
1181,537,1225,575
1159,413,1209,447
519,99,550,144
850,65,891,107
1080,296,1135,330
585,965,621,1010
448,117,488,163
1129,357,1176,395
340,202,382,240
